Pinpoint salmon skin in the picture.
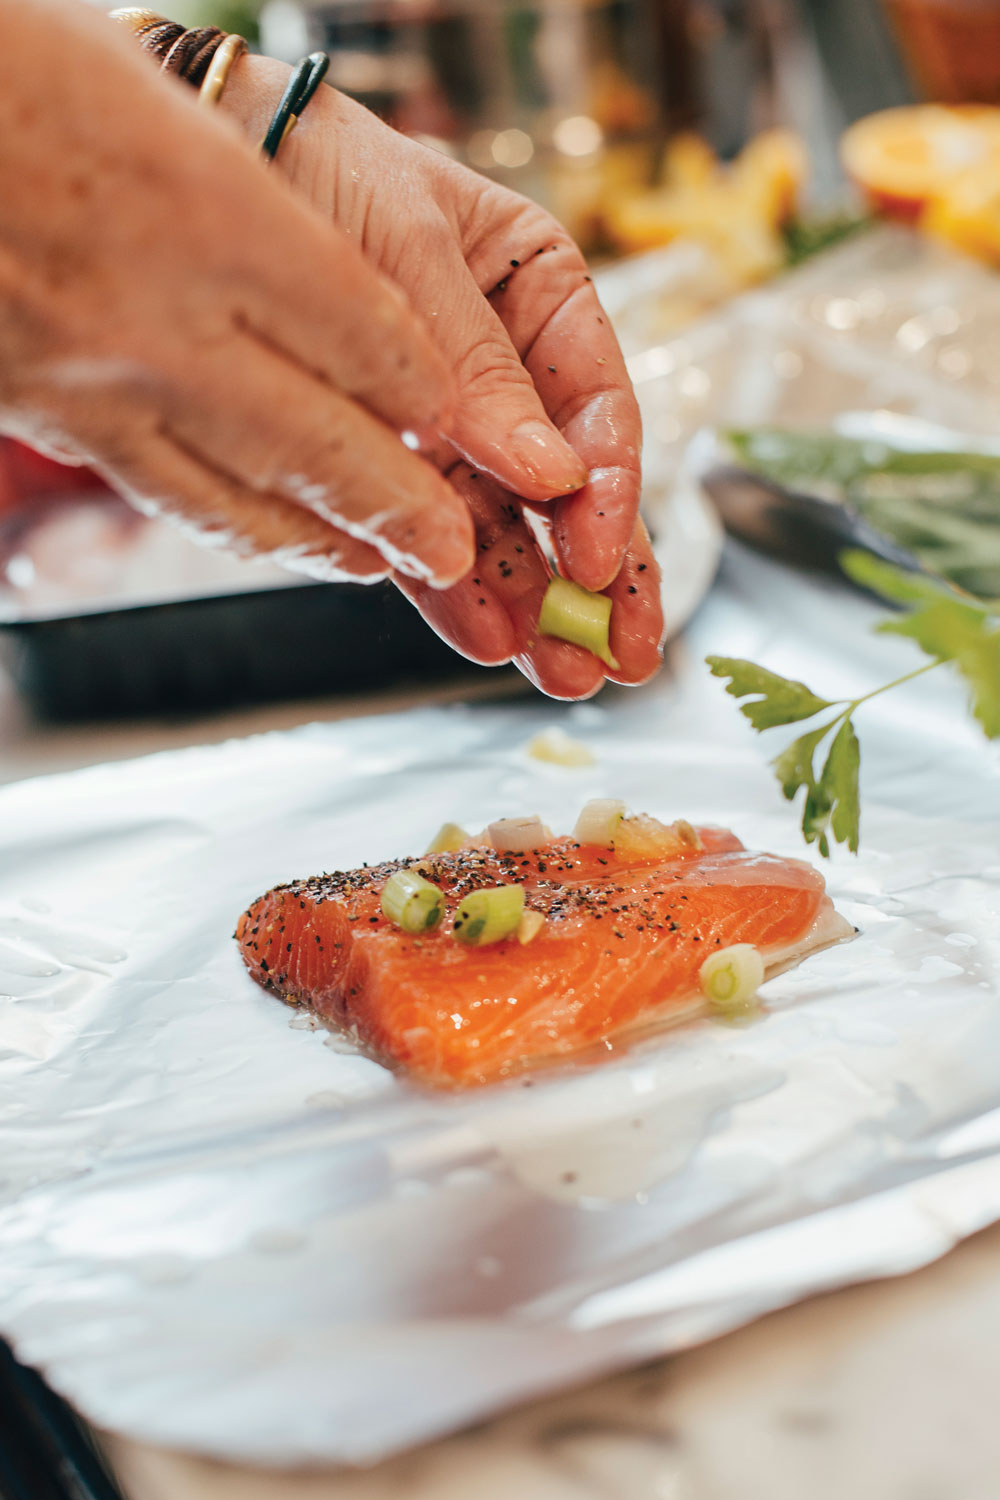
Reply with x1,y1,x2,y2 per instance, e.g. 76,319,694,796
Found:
236,827,850,1088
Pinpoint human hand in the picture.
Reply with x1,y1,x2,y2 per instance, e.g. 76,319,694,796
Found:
0,2,473,591
227,63,664,698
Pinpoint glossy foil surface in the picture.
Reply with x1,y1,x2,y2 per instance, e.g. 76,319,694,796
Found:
0,545,997,1465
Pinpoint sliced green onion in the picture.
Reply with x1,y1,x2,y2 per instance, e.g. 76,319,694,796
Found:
699,944,765,1013
452,884,525,946
489,815,548,853
526,727,595,767
425,821,468,854
380,869,446,933
573,797,627,845
517,909,546,945
538,577,619,669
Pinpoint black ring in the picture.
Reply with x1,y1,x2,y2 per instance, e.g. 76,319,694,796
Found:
261,53,330,161
292,51,330,118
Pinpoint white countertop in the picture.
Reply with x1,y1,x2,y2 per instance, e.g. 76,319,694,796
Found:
105,1220,1000,1500
3,657,998,1500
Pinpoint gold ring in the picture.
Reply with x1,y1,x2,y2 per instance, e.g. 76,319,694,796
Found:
198,32,248,109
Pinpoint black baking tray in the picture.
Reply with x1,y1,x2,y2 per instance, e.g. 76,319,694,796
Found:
0,578,501,722
0,1341,125,1500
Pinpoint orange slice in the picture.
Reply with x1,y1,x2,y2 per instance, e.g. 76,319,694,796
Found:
841,105,1000,220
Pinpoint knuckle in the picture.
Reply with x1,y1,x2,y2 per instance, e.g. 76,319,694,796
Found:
452,334,530,397
254,422,349,499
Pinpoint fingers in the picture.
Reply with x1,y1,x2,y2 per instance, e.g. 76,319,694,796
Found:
407,236,587,501
475,217,642,589
601,518,665,686
162,327,475,587
86,424,391,583
524,502,664,687
399,466,660,699
393,570,518,667
550,460,641,594
398,467,604,699
202,148,457,441
0,20,469,593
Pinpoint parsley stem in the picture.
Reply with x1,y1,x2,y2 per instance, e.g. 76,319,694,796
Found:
803,662,943,749
844,659,942,716
815,663,947,744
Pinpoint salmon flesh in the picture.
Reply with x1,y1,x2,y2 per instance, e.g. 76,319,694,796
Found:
236,827,850,1088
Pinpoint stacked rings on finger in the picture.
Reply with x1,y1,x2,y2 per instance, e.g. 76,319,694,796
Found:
111,9,330,152
109,9,231,90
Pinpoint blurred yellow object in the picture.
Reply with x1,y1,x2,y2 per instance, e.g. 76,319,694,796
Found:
732,129,807,226
603,128,805,290
660,132,718,189
923,168,1000,263
841,105,1000,221
840,104,1000,267
547,143,655,256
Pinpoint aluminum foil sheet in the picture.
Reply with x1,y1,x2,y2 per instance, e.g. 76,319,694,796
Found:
0,544,998,1466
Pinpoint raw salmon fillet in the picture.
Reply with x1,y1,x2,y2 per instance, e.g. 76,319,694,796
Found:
236,827,849,1087
236,822,851,1092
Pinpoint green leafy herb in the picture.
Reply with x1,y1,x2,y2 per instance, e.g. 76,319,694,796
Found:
846,551,1000,738
782,214,872,268
706,659,832,729
824,719,861,853
838,550,948,606
706,552,1000,855
725,428,1000,598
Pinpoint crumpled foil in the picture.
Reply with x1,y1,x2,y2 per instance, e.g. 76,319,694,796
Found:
2,226,1000,1466
1,541,998,1466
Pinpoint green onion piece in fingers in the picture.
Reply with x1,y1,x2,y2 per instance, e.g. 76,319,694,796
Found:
538,577,619,669
698,944,765,1013
381,869,446,933
452,884,525,947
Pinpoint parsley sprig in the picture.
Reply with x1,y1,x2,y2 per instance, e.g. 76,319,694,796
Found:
706,551,1000,856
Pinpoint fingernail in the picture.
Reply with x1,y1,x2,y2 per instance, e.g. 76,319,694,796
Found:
510,422,588,494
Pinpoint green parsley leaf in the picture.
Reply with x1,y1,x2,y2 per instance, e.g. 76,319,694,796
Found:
772,720,838,801
842,549,1000,738
802,783,833,859
705,657,834,729
707,548,996,858
824,719,861,854
769,717,858,855
953,630,1000,739
878,602,1000,738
